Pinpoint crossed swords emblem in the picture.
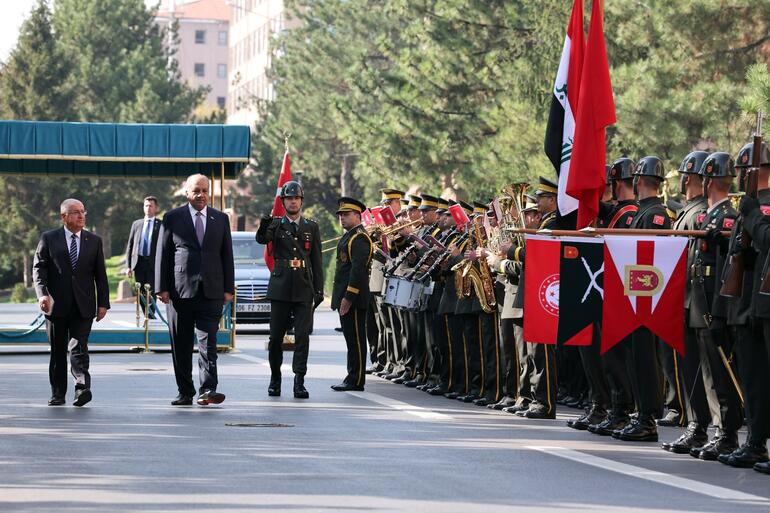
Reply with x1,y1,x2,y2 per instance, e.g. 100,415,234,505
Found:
580,257,604,303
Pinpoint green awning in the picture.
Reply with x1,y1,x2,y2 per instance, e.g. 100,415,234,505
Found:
0,120,251,178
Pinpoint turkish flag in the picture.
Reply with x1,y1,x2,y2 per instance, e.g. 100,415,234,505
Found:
601,236,688,355
265,150,292,271
523,235,561,344
566,0,616,228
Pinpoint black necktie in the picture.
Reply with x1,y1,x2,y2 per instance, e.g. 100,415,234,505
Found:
69,234,78,271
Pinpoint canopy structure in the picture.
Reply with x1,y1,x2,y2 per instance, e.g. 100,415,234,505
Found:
0,120,251,179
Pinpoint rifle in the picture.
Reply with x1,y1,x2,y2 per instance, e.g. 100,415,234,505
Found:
721,112,763,297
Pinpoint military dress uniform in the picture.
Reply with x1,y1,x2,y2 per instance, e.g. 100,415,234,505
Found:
331,198,374,391
257,183,324,399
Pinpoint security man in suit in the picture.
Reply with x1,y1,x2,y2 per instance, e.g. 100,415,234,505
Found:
33,198,109,407
156,174,235,407
125,196,161,318
661,151,712,454
331,197,374,391
683,152,742,459
257,181,324,399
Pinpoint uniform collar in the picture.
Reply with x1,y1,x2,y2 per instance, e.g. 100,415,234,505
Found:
707,197,729,214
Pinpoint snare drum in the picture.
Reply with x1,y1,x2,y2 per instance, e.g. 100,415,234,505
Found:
383,276,424,310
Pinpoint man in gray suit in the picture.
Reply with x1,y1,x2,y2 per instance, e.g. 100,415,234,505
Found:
156,174,235,406
125,196,161,318
33,198,110,407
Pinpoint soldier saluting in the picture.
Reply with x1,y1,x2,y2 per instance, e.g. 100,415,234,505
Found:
257,181,324,399
331,197,374,392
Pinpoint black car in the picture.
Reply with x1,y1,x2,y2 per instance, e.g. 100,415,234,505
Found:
232,231,271,324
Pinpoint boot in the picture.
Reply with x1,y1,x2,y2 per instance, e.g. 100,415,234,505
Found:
661,423,708,454
718,440,769,468
614,415,658,442
293,375,309,399
268,375,281,397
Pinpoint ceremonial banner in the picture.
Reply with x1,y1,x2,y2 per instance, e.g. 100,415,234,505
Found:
557,238,604,346
566,0,616,228
544,0,584,216
449,203,470,228
601,236,688,355
266,149,293,271
523,236,561,344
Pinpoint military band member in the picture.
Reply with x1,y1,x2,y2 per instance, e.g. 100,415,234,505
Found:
257,181,324,399
720,142,770,470
331,197,374,391
683,152,742,458
661,151,712,454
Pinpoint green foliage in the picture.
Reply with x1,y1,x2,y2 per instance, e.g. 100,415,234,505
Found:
742,63,770,115
10,283,29,303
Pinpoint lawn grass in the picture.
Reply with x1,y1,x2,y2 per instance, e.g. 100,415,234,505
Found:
106,255,131,301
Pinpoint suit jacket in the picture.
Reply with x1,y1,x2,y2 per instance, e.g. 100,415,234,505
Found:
256,216,323,302
331,224,373,310
155,205,235,300
33,227,110,318
125,217,161,270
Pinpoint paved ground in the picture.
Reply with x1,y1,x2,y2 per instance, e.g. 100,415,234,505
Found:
1,304,769,512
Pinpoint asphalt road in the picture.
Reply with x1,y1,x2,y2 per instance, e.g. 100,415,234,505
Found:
1,304,769,512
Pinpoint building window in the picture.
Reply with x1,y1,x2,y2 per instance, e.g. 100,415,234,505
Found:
217,64,227,79
195,30,206,44
217,97,226,110
218,31,228,46
194,63,205,77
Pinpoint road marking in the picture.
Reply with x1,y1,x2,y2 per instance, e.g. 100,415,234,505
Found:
229,353,269,365
347,391,451,420
528,445,769,503
111,320,139,328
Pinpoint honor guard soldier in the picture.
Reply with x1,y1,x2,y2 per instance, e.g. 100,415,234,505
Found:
661,151,712,454
612,156,671,442
720,141,770,470
331,197,374,391
257,181,324,399
685,152,742,459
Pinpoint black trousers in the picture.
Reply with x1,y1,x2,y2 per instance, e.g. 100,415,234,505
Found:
167,294,224,397
373,296,391,371
433,313,451,388
365,294,380,368
602,337,635,414
269,300,313,378
736,322,769,442
340,307,367,388
515,323,534,405
678,324,711,427
460,313,482,396
479,311,503,402
134,256,156,316
529,342,557,413
46,314,93,398
578,323,610,410
403,310,421,378
421,308,436,379
695,327,743,433
628,327,664,418
386,306,406,374
500,318,518,398
657,340,687,424
447,313,468,394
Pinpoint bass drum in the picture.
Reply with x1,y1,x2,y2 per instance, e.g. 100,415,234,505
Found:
383,276,424,310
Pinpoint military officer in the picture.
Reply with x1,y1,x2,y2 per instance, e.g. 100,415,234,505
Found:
720,141,770,470
661,151,712,454
256,181,324,399
331,197,374,391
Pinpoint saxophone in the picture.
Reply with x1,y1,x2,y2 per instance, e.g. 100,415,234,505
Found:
451,221,497,313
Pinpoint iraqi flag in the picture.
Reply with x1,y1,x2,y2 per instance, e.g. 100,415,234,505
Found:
544,0,584,217
265,149,293,271
566,0,616,228
557,238,604,346
601,236,688,355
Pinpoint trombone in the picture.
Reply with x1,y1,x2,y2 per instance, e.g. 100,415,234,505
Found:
321,218,423,253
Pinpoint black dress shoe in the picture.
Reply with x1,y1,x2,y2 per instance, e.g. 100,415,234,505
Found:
473,397,489,407
656,409,684,427
334,327,343,332
502,402,530,414
568,406,607,431
691,431,739,461
516,407,556,419
48,396,65,406
197,390,226,405
331,383,364,391
564,394,586,409
488,397,516,410
589,413,630,436
614,416,658,442
384,372,401,381
404,377,425,388
754,461,770,474
365,367,375,375
458,394,479,403
428,386,448,396
268,377,281,397
444,391,460,399
661,423,708,454
392,374,410,384
718,441,769,468
293,376,309,399
73,389,92,407
171,394,193,406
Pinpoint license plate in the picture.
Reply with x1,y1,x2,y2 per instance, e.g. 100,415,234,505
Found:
237,303,271,313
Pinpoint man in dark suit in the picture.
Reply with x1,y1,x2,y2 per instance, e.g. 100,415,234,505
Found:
125,196,161,318
257,181,324,399
33,198,110,407
331,197,374,392
156,174,235,406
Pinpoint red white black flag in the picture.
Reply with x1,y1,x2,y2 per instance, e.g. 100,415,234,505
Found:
523,236,561,344
544,0,584,216
601,236,688,355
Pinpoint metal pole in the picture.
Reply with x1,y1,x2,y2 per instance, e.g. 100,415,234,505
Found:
135,282,141,327
230,294,237,351
143,284,151,353
220,161,226,211
210,168,216,208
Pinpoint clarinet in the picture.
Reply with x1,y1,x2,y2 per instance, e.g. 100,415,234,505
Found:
415,231,470,282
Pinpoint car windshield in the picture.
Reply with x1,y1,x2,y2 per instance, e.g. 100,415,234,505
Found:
233,238,265,265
